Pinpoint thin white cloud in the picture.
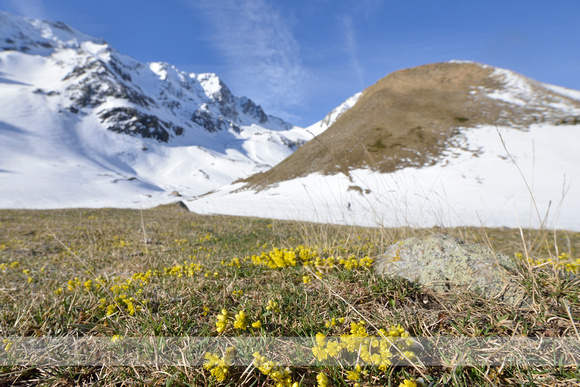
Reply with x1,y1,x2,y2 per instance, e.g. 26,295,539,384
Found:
181,0,310,122
5,0,46,18
341,16,365,89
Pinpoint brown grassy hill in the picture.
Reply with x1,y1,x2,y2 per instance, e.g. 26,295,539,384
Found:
241,61,580,190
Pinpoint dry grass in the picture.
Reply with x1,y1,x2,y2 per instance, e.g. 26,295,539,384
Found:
0,206,579,385
241,61,580,190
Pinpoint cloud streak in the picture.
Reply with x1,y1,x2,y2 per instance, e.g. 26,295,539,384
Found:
183,0,310,122
341,16,365,89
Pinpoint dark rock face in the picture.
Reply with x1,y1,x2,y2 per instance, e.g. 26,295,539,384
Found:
374,234,527,306
191,109,226,133
240,97,268,124
64,57,155,109
98,107,184,143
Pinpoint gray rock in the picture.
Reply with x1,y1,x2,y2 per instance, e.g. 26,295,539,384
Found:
374,234,527,306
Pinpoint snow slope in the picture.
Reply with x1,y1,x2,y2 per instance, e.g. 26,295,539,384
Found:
186,123,580,231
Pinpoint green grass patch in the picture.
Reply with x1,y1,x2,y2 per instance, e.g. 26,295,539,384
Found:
0,207,579,386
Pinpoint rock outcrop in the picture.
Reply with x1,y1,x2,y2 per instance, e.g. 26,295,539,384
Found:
374,234,527,306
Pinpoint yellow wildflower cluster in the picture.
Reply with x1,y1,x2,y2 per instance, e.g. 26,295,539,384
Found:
195,233,215,244
3,338,13,352
131,269,155,285
517,252,580,273
233,310,249,330
163,260,204,277
174,238,189,245
215,308,261,334
67,277,82,291
251,248,298,269
346,363,364,383
223,257,243,268
110,335,123,343
312,321,415,370
216,309,230,333
0,261,20,271
204,347,235,382
266,300,281,313
253,352,298,387
248,246,375,272
339,255,374,270
111,235,131,248
100,293,141,316
325,317,345,329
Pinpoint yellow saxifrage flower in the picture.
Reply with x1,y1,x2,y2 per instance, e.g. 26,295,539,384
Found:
234,310,249,330
316,372,329,387
204,347,235,383
346,363,362,382
399,378,425,387
3,339,13,352
110,335,123,343
253,352,296,387
266,300,281,313
216,309,230,334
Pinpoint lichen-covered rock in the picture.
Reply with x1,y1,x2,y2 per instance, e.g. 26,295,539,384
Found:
374,234,527,306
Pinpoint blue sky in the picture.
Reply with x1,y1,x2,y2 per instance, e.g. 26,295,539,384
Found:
1,0,579,126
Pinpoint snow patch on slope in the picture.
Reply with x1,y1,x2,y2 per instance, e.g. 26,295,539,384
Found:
306,92,362,136
186,124,580,231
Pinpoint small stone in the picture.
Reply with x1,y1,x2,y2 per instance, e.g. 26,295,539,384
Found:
374,234,527,306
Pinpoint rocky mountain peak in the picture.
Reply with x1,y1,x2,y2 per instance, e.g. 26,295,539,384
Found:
0,10,296,142
0,10,103,54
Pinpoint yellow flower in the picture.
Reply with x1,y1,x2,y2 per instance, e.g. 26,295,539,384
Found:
252,320,262,329
346,364,362,382
216,309,230,334
317,372,329,387
234,310,249,330
204,347,235,383
399,379,418,387
253,352,294,386
106,304,117,316
266,300,281,313
111,335,123,343
3,339,13,352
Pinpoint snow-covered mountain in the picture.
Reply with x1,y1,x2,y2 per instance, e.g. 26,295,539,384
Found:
0,11,343,208
187,61,580,231
2,11,580,232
